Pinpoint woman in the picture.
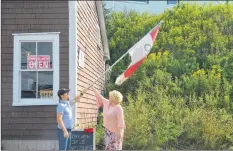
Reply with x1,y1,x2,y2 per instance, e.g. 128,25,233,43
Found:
92,86,125,150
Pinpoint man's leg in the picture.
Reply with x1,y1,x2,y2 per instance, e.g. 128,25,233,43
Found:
57,128,68,150
66,130,72,150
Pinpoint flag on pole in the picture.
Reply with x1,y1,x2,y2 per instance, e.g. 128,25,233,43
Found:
115,22,162,85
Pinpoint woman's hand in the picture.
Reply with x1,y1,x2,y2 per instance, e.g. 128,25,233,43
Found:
116,128,124,140
91,85,97,94
116,132,121,140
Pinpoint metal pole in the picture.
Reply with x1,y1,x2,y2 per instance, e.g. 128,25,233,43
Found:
81,20,164,94
81,47,130,94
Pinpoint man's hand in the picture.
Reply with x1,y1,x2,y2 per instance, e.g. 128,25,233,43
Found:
71,93,82,105
63,130,69,138
75,93,82,101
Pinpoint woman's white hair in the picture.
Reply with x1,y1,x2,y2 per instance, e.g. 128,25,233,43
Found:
109,90,123,104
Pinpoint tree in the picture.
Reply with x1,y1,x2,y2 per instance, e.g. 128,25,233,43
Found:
96,2,233,150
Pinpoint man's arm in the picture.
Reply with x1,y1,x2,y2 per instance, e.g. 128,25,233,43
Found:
71,93,83,105
56,105,69,138
57,114,67,132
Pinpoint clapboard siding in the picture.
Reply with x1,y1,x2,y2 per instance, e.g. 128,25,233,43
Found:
1,1,69,140
76,1,105,128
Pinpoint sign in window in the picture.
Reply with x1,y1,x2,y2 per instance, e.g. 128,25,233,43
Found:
20,42,53,99
27,55,51,69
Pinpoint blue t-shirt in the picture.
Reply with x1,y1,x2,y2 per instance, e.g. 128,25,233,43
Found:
56,100,72,129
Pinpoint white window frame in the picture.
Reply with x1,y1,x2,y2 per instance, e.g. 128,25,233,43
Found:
12,32,60,106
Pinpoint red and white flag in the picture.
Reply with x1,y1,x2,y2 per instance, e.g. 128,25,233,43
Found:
115,23,161,85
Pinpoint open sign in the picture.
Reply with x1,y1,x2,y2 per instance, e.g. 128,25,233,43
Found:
27,55,50,69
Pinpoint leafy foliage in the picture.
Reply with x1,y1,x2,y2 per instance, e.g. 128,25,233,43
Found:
97,2,233,150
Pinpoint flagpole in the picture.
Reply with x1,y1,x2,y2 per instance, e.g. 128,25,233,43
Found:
81,47,130,94
80,20,164,95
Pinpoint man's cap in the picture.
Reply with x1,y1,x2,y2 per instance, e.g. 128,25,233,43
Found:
57,88,70,97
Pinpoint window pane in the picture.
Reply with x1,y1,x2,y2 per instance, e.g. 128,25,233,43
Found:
37,42,53,69
167,0,178,5
38,71,53,99
21,42,36,69
21,71,37,98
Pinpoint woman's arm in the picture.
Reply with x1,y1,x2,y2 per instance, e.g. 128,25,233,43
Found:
116,128,124,140
92,86,109,107
116,106,125,140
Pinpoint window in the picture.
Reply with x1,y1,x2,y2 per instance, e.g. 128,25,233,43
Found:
167,0,179,5
12,32,60,106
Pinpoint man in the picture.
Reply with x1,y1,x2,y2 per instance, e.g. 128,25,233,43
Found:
56,88,82,150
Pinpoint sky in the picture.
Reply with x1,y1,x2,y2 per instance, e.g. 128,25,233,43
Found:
104,1,230,14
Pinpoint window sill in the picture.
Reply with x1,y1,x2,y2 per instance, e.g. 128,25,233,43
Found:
12,99,59,106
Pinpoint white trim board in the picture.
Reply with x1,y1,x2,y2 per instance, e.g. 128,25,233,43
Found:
69,1,78,129
12,32,60,36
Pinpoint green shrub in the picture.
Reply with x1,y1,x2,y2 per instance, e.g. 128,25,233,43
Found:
95,2,233,150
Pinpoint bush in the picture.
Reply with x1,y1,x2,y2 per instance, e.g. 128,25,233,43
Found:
96,2,233,150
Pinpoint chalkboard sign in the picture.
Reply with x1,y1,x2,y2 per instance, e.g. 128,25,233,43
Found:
70,130,95,150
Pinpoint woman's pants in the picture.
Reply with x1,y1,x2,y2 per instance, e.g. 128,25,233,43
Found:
104,128,123,150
